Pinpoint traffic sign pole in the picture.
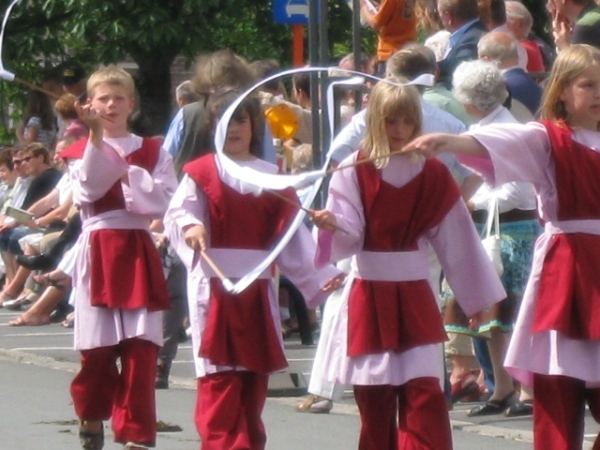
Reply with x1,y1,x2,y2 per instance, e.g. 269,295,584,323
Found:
293,24,304,67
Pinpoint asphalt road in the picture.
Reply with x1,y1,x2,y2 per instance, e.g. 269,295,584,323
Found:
0,307,597,449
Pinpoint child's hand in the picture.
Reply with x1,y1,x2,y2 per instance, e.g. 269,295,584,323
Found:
310,209,338,231
552,12,572,51
184,224,208,252
402,133,448,159
153,233,169,248
75,101,103,136
322,273,345,293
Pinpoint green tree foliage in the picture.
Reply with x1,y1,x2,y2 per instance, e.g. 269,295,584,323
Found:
0,0,505,140
0,0,270,137
0,0,379,139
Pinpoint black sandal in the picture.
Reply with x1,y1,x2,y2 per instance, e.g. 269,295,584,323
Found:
504,399,533,417
467,391,516,417
79,421,104,450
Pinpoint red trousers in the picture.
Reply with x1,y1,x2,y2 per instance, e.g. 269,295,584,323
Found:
196,371,269,450
534,374,600,450
354,377,452,450
70,338,159,447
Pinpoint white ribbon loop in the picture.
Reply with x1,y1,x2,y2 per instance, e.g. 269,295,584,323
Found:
213,67,436,294
0,0,19,82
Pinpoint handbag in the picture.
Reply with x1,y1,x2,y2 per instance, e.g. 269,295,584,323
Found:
480,197,504,276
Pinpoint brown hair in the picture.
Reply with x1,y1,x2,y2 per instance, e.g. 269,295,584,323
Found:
205,89,264,158
23,90,55,131
54,93,79,120
19,142,50,164
193,50,256,95
387,44,437,81
0,148,15,170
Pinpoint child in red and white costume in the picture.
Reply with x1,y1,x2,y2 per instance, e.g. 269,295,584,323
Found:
61,66,178,450
311,79,505,450
164,90,342,450
404,44,600,450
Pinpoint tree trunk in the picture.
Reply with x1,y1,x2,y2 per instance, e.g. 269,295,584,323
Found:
131,52,177,137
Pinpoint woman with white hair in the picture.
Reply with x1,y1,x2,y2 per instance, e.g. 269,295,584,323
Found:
448,59,541,417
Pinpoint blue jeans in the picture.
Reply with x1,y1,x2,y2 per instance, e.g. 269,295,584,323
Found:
473,337,495,392
0,225,36,255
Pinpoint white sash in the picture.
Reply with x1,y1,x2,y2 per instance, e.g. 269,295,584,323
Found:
353,250,429,282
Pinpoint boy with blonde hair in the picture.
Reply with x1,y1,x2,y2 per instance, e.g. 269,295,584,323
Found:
60,65,178,450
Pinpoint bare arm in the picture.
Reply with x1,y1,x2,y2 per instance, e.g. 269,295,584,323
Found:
360,0,379,29
27,189,60,218
35,195,73,227
402,133,489,160
459,174,484,202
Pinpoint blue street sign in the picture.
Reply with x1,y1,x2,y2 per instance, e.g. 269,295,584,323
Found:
273,0,309,25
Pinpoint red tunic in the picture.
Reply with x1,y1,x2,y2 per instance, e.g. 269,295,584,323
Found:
61,138,170,312
348,155,460,357
183,154,298,373
533,121,600,339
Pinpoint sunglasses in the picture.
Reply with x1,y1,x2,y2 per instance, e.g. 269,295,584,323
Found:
12,155,34,165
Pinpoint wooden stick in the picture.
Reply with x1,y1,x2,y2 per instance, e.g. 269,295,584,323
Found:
264,188,350,235
327,148,409,174
265,188,315,215
14,76,113,123
200,250,234,292
14,77,60,99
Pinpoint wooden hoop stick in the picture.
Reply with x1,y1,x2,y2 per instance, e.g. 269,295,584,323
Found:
200,250,234,292
14,77,60,99
13,76,114,123
327,148,410,175
264,188,350,235
265,188,315,215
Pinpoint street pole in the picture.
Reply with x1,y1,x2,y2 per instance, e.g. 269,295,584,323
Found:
293,24,304,67
352,0,363,111
308,0,321,179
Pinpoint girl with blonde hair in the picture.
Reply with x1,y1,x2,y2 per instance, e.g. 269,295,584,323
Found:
310,79,505,450
403,44,600,450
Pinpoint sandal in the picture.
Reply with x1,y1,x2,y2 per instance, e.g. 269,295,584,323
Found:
79,421,104,450
295,395,333,413
3,292,40,311
123,443,149,450
505,399,533,417
62,311,75,328
467,391,516,417
0,291,16,307
450,372,479,403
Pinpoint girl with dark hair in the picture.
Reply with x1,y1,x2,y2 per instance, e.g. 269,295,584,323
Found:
16,90,57,149
165,90,342,450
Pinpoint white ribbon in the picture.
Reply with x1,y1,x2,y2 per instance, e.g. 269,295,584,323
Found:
213,67,434,294
0,0,19,82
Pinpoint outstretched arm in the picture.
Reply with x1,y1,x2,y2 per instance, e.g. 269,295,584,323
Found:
402,133,489,160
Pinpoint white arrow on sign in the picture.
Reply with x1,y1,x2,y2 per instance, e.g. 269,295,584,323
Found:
285,0,309,18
